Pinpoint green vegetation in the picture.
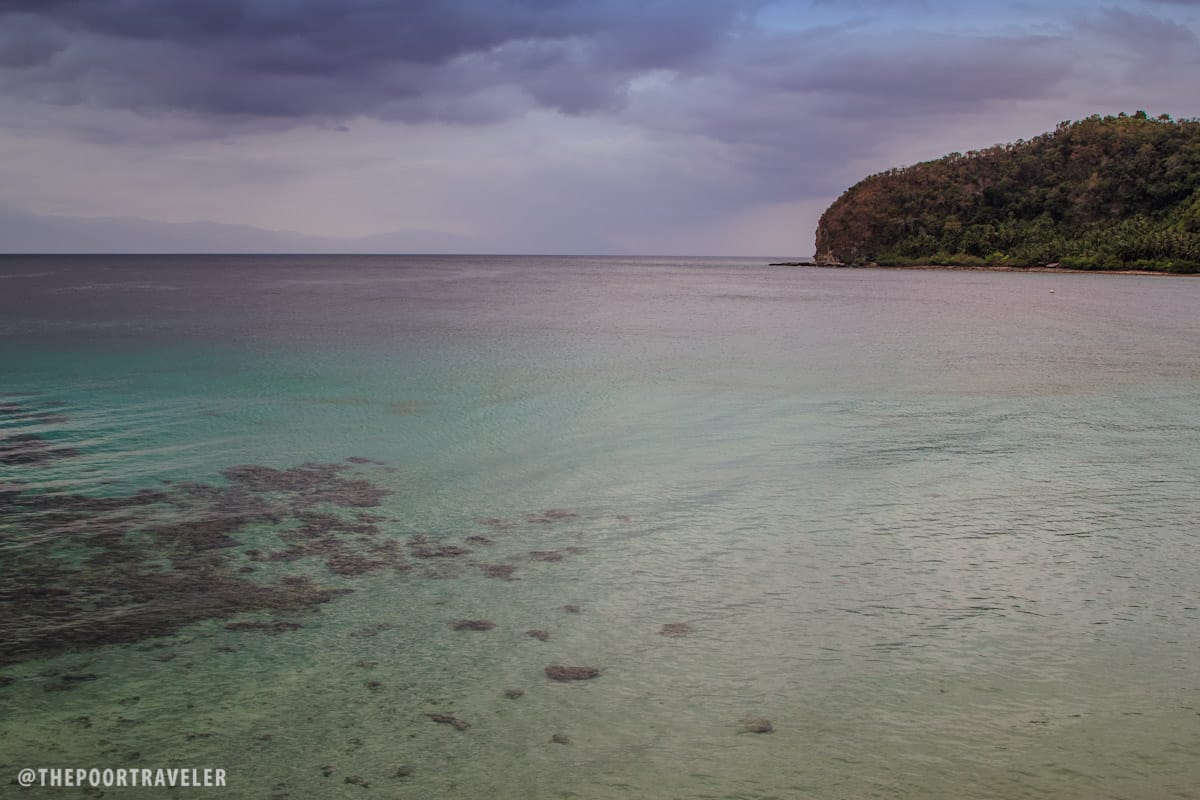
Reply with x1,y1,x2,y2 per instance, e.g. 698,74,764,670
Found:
814,112,1200,273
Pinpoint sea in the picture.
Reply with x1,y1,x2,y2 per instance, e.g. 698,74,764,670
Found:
1,254,1198,799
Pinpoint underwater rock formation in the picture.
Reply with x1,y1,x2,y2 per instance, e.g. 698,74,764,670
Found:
426,712,471,731
739,717,774,734
545,665,599,681
449,619,496,631
480,563,518,580
0,459,401,666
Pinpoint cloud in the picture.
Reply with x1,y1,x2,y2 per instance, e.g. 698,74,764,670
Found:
1073,6,1200,86
1080,6,1198,47
785,35,1071,112
3,1,1200,256
0,0,763,128
622,27,1074,204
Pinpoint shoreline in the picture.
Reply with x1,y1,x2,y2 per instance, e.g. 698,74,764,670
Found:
768,262,1198,277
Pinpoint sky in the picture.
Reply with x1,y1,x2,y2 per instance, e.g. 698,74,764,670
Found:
1,0,1199,256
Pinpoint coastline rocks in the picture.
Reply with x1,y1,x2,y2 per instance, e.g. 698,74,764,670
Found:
545,665,599,682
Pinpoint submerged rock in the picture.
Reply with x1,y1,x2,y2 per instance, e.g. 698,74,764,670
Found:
659,623,692,637
550,733,571,745
0,460,397,666
503,689,525,700
527,509,578,524
61,673,98,683
562,604,581,614
44,673,99,692
411,543,472,559
480,563,518,580
545,665,599,682
0,433,81,466
224,621,302,635
426,712,471,731
526,629,550,642
739,717,774,734
450,619,495,632
325,554,390,576
221,462,389,507
348,623,393,638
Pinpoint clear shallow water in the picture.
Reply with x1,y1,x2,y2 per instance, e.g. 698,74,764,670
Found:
1,255,1199,799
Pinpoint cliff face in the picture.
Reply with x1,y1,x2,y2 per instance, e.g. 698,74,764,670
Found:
814,112,1200,272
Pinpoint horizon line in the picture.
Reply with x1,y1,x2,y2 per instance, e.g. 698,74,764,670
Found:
0,252,812,260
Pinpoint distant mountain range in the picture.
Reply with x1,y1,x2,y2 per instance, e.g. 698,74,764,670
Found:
0,207,481,254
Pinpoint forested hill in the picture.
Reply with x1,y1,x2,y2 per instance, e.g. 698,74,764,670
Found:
814,112,1200,272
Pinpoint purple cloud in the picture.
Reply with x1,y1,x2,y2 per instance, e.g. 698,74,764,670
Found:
0,1,762,125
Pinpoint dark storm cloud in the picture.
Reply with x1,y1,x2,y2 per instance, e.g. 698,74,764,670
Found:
0,0,762,124
0,14,68,68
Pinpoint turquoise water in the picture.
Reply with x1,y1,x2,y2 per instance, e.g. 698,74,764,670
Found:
1,256,1199,798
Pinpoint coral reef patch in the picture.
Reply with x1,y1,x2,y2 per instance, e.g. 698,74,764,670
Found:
0,459,402,666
